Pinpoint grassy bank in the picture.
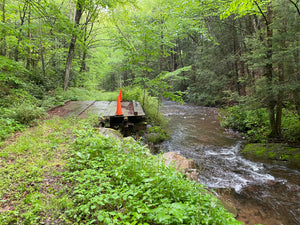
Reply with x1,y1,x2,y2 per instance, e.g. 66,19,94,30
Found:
0,116,241,224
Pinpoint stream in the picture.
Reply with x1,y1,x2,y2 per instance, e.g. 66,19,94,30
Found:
160,101,300,225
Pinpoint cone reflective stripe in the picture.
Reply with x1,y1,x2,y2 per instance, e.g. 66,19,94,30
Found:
116,95,123,116
119,88,122,102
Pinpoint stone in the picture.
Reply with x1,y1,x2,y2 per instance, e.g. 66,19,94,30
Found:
161,152,198,181
98,127,123,140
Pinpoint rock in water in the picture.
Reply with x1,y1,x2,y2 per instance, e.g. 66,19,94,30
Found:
161,152,198,181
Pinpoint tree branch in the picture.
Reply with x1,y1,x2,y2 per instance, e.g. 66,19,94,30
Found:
288,0,300,16
254,0,268,26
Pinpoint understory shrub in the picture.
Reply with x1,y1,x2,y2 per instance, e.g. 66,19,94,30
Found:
220,105,300,143
0,117,25,141
64,126,241,225
145,126,171,144
281,109,300,142
219,105,270,142
3,104,46,126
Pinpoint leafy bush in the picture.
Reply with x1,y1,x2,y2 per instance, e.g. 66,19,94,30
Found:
219,105,270,142
3,104,46,126
0,117,25,141
0,89,40,107
145,126,171,144
220,105,300,143
64,126,241,225
281,109,300,142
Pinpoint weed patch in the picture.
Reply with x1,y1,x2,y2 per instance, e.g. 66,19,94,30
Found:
0,117,83,224
64,125,241,224
1,117,241,224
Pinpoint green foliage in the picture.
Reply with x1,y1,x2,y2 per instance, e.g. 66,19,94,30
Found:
0,56,28,91
145,126,171,144
2,104,46,126
0,117,25,141
219,105,270,142
64,125,241,224
281,109,300,142
220,105,300,143
0,88,40,108
0,117,82,224
0,100,46,141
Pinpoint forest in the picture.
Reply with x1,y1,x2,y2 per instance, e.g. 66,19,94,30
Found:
0,0,299,224
0,0,299,142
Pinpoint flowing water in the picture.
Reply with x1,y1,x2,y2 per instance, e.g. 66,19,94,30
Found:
160,101,300,225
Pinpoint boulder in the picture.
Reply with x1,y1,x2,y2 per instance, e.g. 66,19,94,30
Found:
98,127,123,140
161,152,198,181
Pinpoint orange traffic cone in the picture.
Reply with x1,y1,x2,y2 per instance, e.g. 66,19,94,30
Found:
116,95,123,116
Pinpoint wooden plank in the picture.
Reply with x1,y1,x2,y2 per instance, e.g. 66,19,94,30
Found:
61,101,95,117
132,101,145,116
106,101,117,116
79,101,111,117
60,101,145,118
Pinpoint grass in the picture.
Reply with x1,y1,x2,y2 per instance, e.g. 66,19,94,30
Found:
0,117,81,224
0,116,241,224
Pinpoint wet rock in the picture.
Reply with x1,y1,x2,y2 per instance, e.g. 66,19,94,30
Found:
161,152,198,181
220,199,238,218
98,127,123,140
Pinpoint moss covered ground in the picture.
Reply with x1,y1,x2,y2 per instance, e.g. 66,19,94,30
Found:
242,143,300,168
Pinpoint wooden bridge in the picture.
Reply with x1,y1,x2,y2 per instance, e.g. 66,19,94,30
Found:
48,100,146,136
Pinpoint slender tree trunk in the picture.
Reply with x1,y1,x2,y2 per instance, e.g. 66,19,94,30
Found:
64,35,77,90
80,17,89,73
15,2,28,62
26,4,31,70
142,33,149,108
264,1,278,137
233,18,240,95
1,0,6,56
80,50,87,72
275,3,289,137
39,19,46,77
64,0,83,91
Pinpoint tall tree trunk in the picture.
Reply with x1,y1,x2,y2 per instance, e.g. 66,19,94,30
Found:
39,19,46,78
80,50,87,72
1,0,6,56
26,4,31,70
275,2,289,138
64,0,83,91
233,18,240,95
264,1,278,137
80,16,90,73
15,2,28,62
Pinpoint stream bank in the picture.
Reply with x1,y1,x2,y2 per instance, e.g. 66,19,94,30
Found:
242,143,300,169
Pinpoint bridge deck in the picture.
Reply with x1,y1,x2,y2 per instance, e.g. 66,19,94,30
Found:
52,101,145,118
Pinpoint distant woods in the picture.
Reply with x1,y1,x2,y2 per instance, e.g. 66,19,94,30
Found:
0,0,299,140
